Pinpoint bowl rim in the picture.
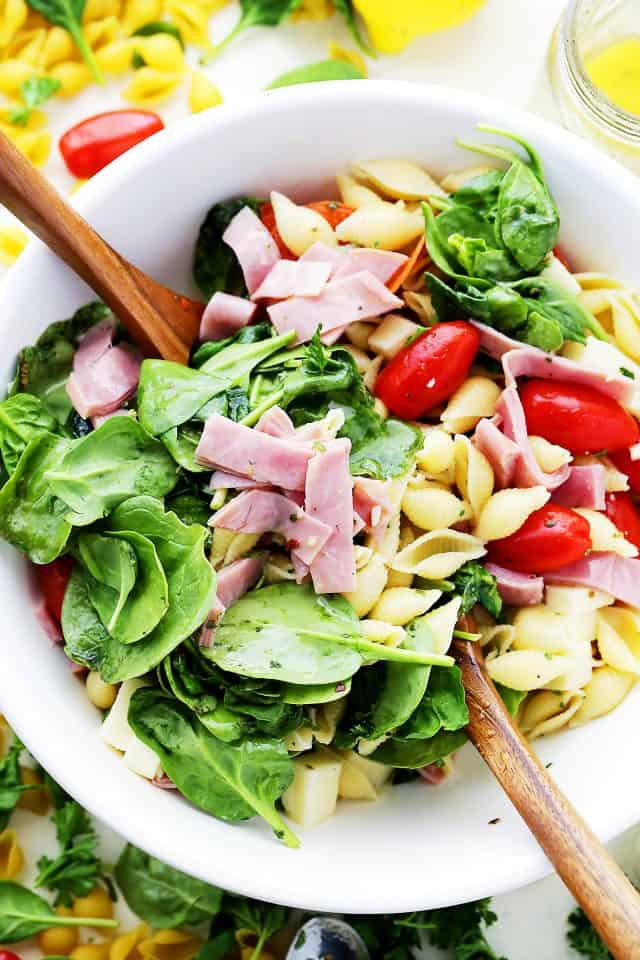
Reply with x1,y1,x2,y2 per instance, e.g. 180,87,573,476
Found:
3,79,640,914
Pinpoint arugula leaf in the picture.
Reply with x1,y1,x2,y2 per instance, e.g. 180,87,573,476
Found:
24,0,103,82
36,801,109,907
567,907,612,959
127,687,299,847
204,0,300,61
452,561,502,618
0,881,116,942
8,76,61,126
0,394,59,475
132,19,184,46
115,844,222,927
0,739,31,831
193,197,262,298
267,58,364,89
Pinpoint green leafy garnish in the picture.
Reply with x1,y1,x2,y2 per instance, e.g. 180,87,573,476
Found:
132,19,184,46
203,0,300,62
567,907,612,959
333,0,374,55
452,560,502,618
24,0,104,82
0,394,59,475
8,76,61,126
0,882,116,943
0,739,31,831
36,801,110,907
267,58,364,89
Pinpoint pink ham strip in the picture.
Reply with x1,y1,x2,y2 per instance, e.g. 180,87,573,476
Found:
209,471,270,491
545,553,640,606
252,260,333,300
470,321,524,360
502,347,637,407
299,242,344,275
255,405,296,438
199,555,265,647
199,292,257,342
209,489,332,565
496,388,570,490
419,764,448,785
91,408,130,429
152,774,177,790
66,319,141,420
34,596,63,645
485,563,544,606
305,438,356,593
333,249,408,284
223,206,280,295
473,417,521,489
196,413,313,490
268,271,402,344
291,553,310,584
551,465,606,510
353,476,393,532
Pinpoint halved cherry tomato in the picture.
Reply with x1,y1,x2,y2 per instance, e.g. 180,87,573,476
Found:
0,952,23,960
487,504,592,573
604,491,640,551
259,202,295,259
609,448,640,494
520,379,640,455
553,245,572,271
59,110,164,178
35,556,74,623
306,200,354,230
374,321,480,420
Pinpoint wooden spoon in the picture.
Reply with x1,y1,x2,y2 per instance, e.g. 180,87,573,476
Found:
0,130,204,364
453,623,640,960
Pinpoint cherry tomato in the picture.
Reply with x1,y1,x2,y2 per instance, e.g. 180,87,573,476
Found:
487,504,592,573
306,200,354,229
609,448,640,494
259,202,295,259
35,556,74,623
553,245,572,271
59,110,164,178
0,951,23,960
520,379,640,455
604,491,640,551
374,321,480,420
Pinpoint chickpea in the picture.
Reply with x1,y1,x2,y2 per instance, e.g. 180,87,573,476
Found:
37,905,79,955
16,766,51,815
70,943,111,960
85,672,118,710
72,884,114,923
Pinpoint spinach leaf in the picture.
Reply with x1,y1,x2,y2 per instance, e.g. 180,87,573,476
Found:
333,0,373,55
424,202,522,283
115,844,221,927
449,169,504,217
496,684,526,718
452,561,502,618
0,739,31,831
0,881,116,942
132,20,184,46
205,0,300,61
128,688,299,847
165,490,211,527
281,679,352,704
267,58,364,89
25,0,103,82
195,932,237,960
398,665,469,739
62,567,110,672
191,322,272,368
78,530,169,645
0,394,59,474
8,75,61,125
12,303,109,424
222,897,289,958
193,197,262,299
45,417,178,526
0,433,72,563
371,729,467,768
36,801,108,906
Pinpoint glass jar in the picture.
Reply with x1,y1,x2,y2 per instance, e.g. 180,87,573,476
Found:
549,0,640,172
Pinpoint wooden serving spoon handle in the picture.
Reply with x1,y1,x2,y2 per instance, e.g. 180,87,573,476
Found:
453,633,640,960
0,129,204,363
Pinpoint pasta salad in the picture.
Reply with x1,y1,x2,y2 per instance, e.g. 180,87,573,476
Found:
3,126,640,847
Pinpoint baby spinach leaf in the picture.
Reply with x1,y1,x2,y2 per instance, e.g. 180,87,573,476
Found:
45,417,178,526
496,683,526,717
333,0,374,55
281,679,352,705
398,665,469,740
193,197,262,299
0,739,31,831
0,433,72,563
426,203,522,283
79,530,169,645
205,0,300,61
160,423,209,473
267,58,364,89
191,322,272,368
165,490,211,527
449,169,504,217
62,567,110,672
128,688,299,847
25,0,104,83
0,881,116,943
0,394,60,474
452,561,502,618
115,844,222,927
132,20,184,46
371,729,467,769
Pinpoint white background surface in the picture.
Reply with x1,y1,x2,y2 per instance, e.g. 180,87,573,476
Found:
6,0,639,957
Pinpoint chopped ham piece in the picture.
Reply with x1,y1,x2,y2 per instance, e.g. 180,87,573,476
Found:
419,763,448,785
66,317,141,420
299,242,344,274
546,553,640,607
199,292,257,342
473,417,521,489
471,322,524,360
353,477,393,531
209,471,270,491
91,408,130,429
268,271,402,344
196,414,314,490
502,347,637,407
496,388,570,490
199,555,266,647
252,260,333,300
209,489,332,565
551,465,606,510
291,553,310,583
223,206,281,295
294,409,345,443
305,438,356,593
485,563,544,606
333,249,408,284
255,405,296,438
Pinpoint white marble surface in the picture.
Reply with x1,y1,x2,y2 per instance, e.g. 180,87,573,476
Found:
6,0,639,956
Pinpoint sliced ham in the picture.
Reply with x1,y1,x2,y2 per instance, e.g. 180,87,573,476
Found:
91,408,130,429
268,271,403,344
485,563,544,606
473,417,521,489
209,471,270,491
199,292,257,342
34,596,63,645
496,388,570,490
291,553,310,584
502,347,637,407
251,260,333,300
305,438,356,593
545,553,640,607
196,414,314,490
333,249,408,284
222,206,280,295
353,477,393,531
200,554,266,646
294,409,345,443
299,241,344,274
66,318,141,420
470,321,525,360
255,405,296,438
551,465,606,510
209,489,332,565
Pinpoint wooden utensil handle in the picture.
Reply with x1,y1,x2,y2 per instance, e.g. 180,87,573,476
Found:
455,638,640,960
0,129,191,362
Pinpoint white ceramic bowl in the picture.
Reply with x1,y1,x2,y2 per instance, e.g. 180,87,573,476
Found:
1,81,640,915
